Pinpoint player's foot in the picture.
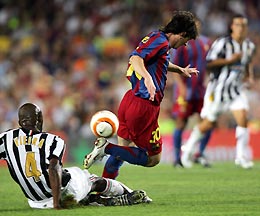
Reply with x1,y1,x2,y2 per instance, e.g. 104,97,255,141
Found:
235,158,254,169
110,190,150,206
193,154,211,168
181,150,193,168
173,159,184,168
83,137,108,169
142,193,153,203
81,190,152,206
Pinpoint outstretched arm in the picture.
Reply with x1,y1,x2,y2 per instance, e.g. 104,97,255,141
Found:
168,62,199,77
207,53,242,69
49,157,62,209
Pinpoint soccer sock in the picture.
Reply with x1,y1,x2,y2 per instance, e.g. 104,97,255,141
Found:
102,156,124,179
199,129,212,156
235,126,249,159
185,126,204,154
173,129,183,162
105,144,148,166
101,178,125,196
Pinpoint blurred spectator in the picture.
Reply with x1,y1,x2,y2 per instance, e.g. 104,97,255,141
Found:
0,0,259,163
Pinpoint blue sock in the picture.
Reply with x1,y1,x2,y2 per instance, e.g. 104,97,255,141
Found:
105,144,148,166
199,129,212,156
173,129,183,162
102,156,123,179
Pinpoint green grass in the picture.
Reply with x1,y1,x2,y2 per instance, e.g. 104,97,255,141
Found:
1,162,260,216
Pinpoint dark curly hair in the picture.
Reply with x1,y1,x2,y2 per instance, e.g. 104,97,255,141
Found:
160,11,198,39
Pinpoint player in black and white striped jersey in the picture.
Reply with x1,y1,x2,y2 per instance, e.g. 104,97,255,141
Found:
181,14,256,169
0,103,151,209
0,103,63,204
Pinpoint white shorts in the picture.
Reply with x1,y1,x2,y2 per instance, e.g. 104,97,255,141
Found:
200,89,249,122
28,167,96,209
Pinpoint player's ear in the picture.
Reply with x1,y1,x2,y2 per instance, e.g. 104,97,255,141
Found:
179,32,187,38
18,120,22,127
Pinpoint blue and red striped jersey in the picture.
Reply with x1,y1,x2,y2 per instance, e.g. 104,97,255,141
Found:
126,30,170,105
171,35,211,101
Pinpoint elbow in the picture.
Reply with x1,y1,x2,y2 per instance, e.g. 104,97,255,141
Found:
206,64,211,70
49,157,61,173
206,61,214,69
129,55,142,64
49,164,59,173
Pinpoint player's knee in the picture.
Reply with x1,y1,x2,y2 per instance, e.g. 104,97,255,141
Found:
146,156,160,167
148,160,160,167
175,118,187,129
199,119,214,132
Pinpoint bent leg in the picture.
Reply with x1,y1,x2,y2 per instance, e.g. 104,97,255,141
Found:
102,156,124,179
102,137,132,179
181,118,214,168
146,153,161,167
198,129,213,156
232,109,248,127
105,144,149,166
184,118,214,154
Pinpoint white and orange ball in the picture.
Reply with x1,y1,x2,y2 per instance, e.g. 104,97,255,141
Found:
90,110,119,138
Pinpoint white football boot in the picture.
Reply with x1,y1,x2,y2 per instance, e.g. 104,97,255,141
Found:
235,157,254,169
181,153,193,168
181,144,193,168
84,137,108,169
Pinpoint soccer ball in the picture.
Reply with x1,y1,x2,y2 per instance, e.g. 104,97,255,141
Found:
90,110,119,138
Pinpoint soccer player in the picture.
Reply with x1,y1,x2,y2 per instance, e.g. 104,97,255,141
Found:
181,14,256,169
171,17,212,168
0,103,151,209
84,11,199,179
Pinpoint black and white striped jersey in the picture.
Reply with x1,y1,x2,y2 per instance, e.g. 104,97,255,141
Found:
206,36,256,102
0,128,65,201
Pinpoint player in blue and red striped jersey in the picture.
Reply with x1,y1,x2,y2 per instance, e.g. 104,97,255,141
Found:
84,11,199,179
171,18,212,167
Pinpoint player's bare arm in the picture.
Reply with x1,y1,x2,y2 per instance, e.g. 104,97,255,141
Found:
168,62,199,77
49,157,62,209
207,53,242,68
248,62,255,84
244,62,255,86
129,55,156,101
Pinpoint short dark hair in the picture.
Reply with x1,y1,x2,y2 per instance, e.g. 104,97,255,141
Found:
160,11,198,39
18,103,43,133
228,14,247,34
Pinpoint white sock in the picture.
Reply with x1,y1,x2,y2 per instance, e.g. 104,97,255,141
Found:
101,179,125,196
235,126,249,159
184,126,204,153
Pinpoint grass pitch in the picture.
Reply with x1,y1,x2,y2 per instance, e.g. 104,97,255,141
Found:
0,162,260,216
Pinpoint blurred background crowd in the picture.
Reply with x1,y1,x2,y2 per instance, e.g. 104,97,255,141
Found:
0,0,259,163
